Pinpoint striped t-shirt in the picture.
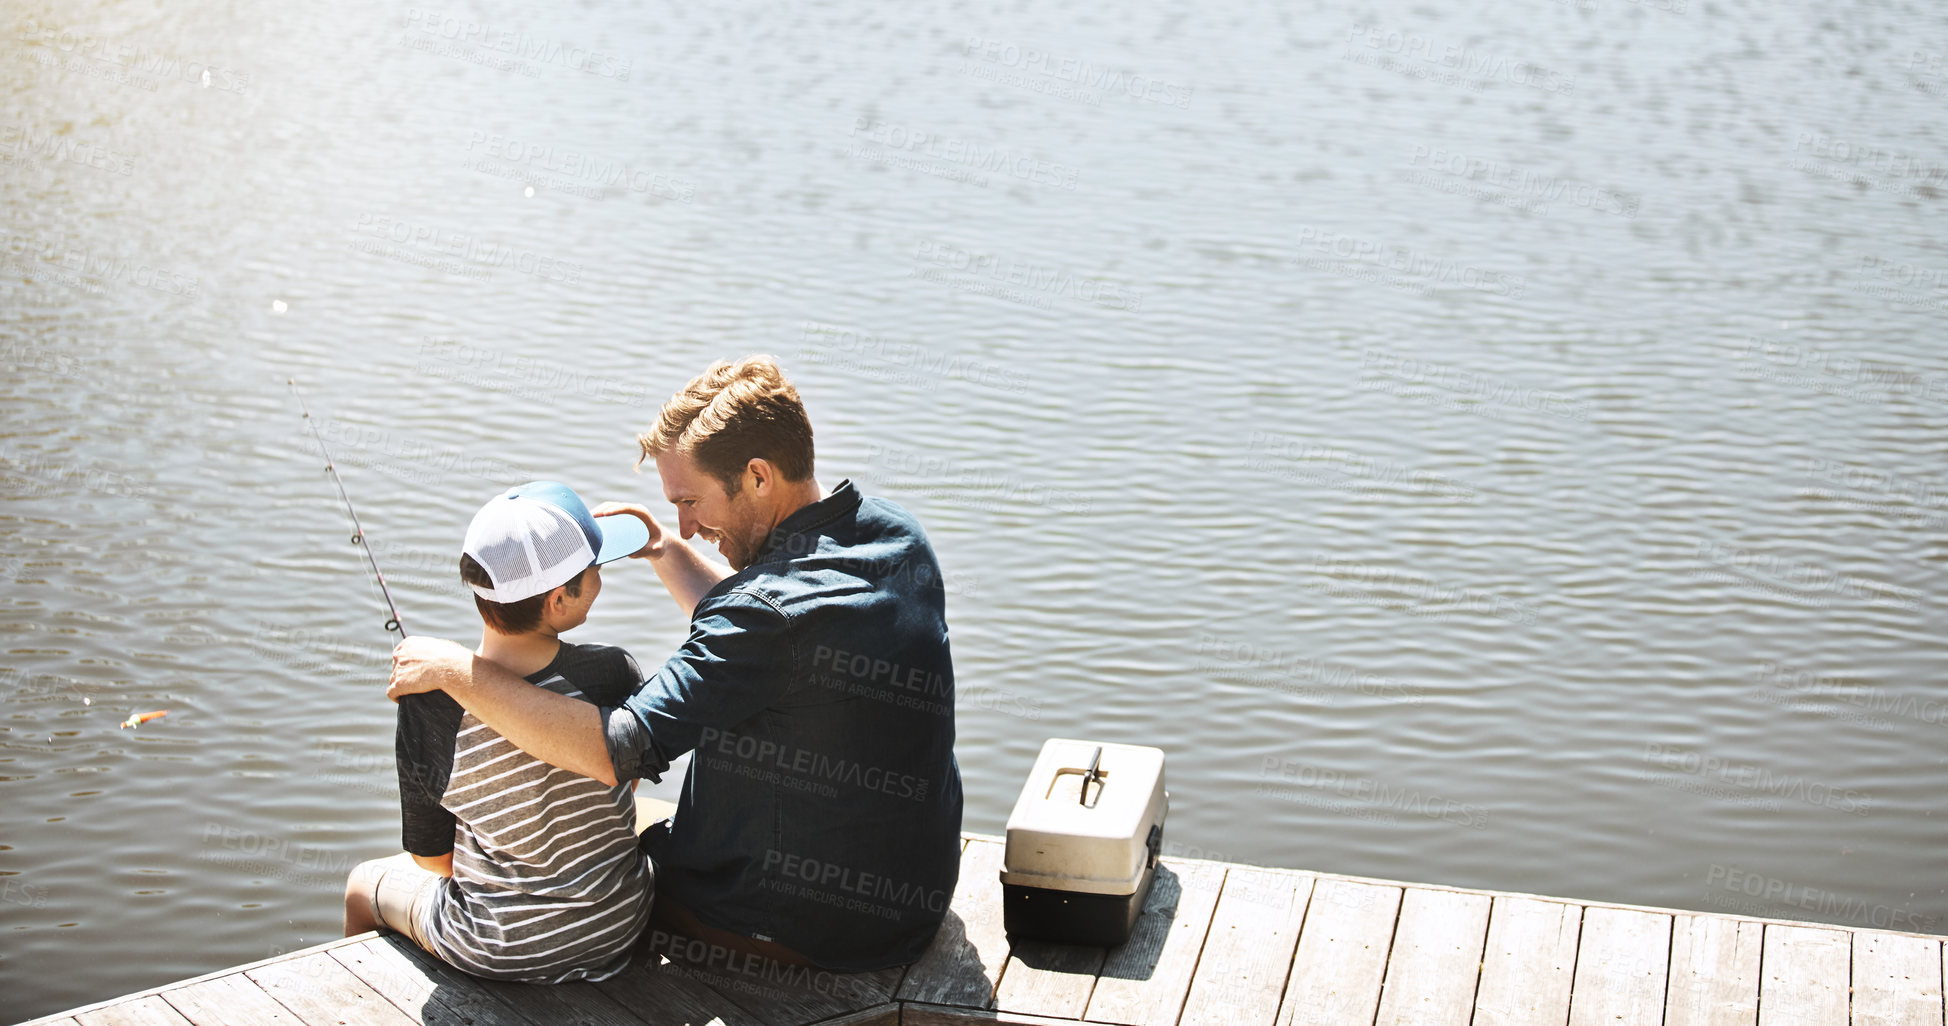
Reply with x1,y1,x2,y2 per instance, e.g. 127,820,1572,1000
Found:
396,642,652,983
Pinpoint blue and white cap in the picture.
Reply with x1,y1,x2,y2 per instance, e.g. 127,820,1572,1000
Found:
461,481,649,603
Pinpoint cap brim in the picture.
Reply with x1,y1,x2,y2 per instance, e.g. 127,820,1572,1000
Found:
592,512,652,564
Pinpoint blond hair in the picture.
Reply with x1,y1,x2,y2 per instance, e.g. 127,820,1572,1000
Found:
638,356,815,492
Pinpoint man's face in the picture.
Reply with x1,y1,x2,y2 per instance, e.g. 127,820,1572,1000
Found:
656,452,765,570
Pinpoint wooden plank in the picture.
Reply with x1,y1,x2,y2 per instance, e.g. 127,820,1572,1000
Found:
592,955,770,1026
1088,861,1228,1026
1757,925,1850,1026
994,940,1104,1019
25,936,380,1026
247,953,426,1026
74,998,193,1026
1278,879,1401,1026
1853,932,1942,1026
656,956,903,1026
797,1007,897,1026
1180,868,1312,1026
897,839,1010,1008
329,936,531,1026
160,974,309,1026
1665,915,1761,1026
387,941,648,1026
1472,897,1580,1026
1566,907,1671,1026
901,1001,1097,1026
1373,887,1491,1026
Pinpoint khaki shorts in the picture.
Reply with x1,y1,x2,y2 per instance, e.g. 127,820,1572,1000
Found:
348,853,443,952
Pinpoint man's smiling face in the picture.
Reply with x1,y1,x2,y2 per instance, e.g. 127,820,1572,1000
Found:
656,451,765,570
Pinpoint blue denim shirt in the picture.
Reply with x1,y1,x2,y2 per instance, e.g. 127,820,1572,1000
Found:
601,480,964,970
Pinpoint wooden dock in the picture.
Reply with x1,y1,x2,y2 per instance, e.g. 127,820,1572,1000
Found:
21,834,1947,1026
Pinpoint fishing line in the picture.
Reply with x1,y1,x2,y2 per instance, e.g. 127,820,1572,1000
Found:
289,378,407,638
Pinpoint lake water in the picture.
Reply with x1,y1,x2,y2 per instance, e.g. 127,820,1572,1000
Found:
4,0,1946,1017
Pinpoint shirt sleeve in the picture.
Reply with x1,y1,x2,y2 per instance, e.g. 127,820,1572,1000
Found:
581,647,645,708
601,589,792,783
395,692,460,857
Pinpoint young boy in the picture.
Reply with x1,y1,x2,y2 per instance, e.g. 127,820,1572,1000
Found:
344,480,654,983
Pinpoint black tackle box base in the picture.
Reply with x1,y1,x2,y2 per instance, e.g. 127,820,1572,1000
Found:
1002,866,1158,947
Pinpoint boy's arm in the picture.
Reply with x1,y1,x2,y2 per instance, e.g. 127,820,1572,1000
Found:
411,852,454,877
396,692,463,860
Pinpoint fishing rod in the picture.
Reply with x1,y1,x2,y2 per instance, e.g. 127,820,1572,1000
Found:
289,378,407,639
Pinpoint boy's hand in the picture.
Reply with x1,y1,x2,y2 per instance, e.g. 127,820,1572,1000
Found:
592,502,667,558
388,636,474,702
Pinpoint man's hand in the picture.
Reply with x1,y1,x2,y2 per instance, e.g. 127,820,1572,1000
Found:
593,501,668,559
388,636,476,702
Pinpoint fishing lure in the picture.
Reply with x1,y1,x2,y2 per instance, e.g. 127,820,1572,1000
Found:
120,710,168,729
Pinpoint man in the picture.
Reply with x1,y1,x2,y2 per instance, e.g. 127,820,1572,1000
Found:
388,356,964,972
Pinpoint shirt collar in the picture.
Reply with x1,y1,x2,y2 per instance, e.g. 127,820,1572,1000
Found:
756,479,861,562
